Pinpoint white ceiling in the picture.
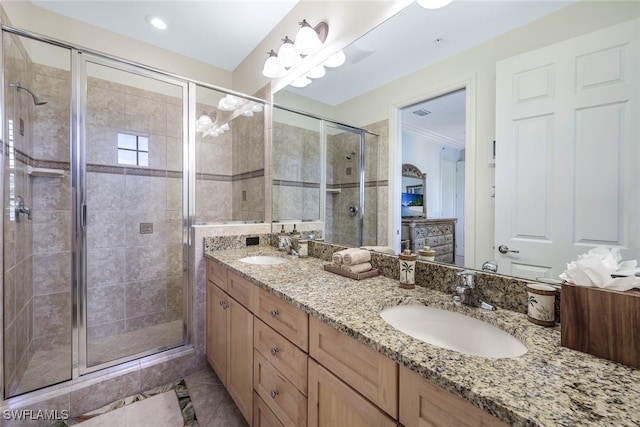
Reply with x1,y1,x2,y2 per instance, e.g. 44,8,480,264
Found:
31,0,300,72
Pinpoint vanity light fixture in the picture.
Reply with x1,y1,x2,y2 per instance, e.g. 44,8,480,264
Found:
294,19,325,55
277,36,301,68
261,18,344,89
262,50,287,78
145,15,168,30
416,0,454,9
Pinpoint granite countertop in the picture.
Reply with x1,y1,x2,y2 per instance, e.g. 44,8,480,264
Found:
205,246,640,426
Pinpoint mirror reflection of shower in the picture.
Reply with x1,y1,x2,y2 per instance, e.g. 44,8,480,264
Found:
9,82,47,105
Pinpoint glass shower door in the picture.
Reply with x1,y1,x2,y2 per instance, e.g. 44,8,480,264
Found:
80,57,187,371
2,32,72,398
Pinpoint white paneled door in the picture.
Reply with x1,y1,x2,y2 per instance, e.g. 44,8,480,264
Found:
495,19,639,279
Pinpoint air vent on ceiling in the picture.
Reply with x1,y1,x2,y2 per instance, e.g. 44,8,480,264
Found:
412,108,432,117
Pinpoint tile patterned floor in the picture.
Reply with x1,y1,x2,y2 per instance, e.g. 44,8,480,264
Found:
183,366,248,427
44,366,247,427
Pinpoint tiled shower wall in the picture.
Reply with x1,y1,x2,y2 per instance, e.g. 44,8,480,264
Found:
232,86,267,222
3,31,36,396
326,127,382,247
84,73,184,343
195,91,265,224
272,121,321,221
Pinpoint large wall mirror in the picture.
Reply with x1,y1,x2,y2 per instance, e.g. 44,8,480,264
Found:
272,1,640,280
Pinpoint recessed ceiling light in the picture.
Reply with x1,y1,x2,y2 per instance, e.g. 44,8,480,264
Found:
145,15,168,30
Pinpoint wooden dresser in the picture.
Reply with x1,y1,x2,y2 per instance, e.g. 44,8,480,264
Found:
401,218,457,263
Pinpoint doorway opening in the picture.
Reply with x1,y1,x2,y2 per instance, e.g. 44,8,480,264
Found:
399,88,466,266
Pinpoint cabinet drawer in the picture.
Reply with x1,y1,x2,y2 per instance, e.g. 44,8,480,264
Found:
399,365,508,427
254,351,307,427
309,316,398,419
207,259,227,290
256,288,308,352
253,392,284,427
254,318,308,395
228,270,255,311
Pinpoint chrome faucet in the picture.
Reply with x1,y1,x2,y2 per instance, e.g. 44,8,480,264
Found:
453,270,495,311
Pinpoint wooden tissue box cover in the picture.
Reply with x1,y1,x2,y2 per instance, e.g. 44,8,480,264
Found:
561,282,640,368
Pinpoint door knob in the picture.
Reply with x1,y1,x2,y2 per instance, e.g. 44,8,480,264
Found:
498,245,519,254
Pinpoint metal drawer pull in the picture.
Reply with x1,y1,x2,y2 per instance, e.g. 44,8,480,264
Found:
270,347,279,356
270,389,279,399
270,309,279,317
219,300,224,306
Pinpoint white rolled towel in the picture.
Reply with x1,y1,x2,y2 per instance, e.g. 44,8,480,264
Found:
341,262,372,274
332,248,358,265
342,249,372,266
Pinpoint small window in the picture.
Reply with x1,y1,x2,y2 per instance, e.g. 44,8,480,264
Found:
118,133,149,167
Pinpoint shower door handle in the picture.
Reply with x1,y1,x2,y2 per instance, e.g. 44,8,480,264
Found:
81,203,87,228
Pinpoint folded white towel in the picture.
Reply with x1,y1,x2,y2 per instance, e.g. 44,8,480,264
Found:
332,248,358,265
341,262,372,274
343,249,372,266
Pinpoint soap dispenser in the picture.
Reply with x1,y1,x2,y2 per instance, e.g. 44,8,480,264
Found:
418,246,436,262
278,225,288,251
399,249,417,289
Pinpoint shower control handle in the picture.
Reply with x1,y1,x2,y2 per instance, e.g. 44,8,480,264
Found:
15,196,32,222
348,205,359,217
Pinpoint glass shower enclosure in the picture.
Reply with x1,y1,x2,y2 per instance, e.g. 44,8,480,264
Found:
272,105,379,247
2,29,189,398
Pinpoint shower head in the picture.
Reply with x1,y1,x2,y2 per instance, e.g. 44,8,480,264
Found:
346,151,356,160
9,82,47,105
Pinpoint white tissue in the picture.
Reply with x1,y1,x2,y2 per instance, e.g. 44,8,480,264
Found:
559,247,639,291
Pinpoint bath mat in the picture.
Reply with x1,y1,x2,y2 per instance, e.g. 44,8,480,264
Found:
49,379,198,426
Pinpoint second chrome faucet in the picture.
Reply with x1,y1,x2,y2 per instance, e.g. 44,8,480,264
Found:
453,270,495,311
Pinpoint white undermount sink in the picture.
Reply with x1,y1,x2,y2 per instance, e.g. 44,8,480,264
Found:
380,305,527,358
238,255,289,265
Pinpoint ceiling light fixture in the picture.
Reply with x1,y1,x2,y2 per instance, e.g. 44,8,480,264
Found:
261,18,345,89
416,0,454,9
145,15,168,30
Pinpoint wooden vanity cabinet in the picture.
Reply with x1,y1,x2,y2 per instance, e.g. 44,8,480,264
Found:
206,262,254,425
206,258,509,427
399,365,508,427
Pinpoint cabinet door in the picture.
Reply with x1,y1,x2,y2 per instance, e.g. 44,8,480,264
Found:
399,365,507,427
206,282,227,386
227,297,254,425
308,360,397,427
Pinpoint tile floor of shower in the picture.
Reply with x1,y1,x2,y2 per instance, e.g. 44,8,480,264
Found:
12,320,182,396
